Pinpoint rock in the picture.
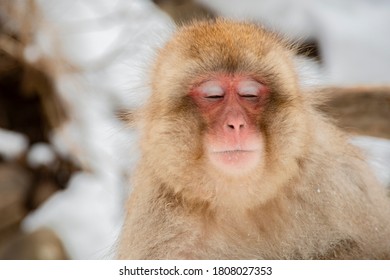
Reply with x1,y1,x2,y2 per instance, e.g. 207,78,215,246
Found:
154,0,214,24
0,163,31,231
0,227,68,259
320,86,390,139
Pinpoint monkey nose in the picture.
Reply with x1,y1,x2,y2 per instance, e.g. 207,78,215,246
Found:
225,118,246,131
224,110,247,132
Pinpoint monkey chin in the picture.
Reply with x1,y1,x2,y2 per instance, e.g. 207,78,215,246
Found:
208,150,261,176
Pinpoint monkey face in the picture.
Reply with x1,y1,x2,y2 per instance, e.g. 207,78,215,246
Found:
189,74,268,175
142,19,308,195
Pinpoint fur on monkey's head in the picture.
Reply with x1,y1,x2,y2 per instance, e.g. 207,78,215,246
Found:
137,19,313,208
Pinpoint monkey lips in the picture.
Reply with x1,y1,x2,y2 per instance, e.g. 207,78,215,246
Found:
205,135,263,174
209,149,260,173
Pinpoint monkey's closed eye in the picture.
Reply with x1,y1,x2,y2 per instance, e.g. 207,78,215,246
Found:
206,95,224,100
237,80,264,101
198,81,225,99
240,94,258,100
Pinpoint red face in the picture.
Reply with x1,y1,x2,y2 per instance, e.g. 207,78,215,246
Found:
190,74,268,175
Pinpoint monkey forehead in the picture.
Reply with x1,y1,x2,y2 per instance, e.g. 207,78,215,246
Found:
161,19,291,69
152,19,297,94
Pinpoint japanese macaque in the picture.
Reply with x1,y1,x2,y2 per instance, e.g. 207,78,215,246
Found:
117,19,390,259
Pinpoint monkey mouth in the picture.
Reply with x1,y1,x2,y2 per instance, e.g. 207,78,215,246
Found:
213,150,255,154
209,149,259,172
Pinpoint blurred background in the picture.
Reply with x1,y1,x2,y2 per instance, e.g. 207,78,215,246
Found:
0,0,389,260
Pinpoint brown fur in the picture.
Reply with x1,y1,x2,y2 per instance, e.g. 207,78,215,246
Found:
117,19,390,259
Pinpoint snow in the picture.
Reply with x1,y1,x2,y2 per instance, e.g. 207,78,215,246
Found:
20,0,173,259
0,128,28,160
24,172,124,259
196,0,315,39
351,136,390,188
312,1,390,85
27,143,56,168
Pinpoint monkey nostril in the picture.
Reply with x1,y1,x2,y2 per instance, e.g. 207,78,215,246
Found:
227,124,235,130
227,123,245,130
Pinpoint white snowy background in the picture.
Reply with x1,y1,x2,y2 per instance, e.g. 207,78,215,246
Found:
0,0,389,259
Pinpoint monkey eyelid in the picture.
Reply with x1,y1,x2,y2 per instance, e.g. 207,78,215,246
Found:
237,80,263,97
198,82,225,98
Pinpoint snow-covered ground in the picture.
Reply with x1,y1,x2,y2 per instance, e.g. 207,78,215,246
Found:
1,0,388,259
14,0,173,259
0,128,28,160
351,136,390,188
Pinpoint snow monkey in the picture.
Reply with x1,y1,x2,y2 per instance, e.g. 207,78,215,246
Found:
117,19,390,259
